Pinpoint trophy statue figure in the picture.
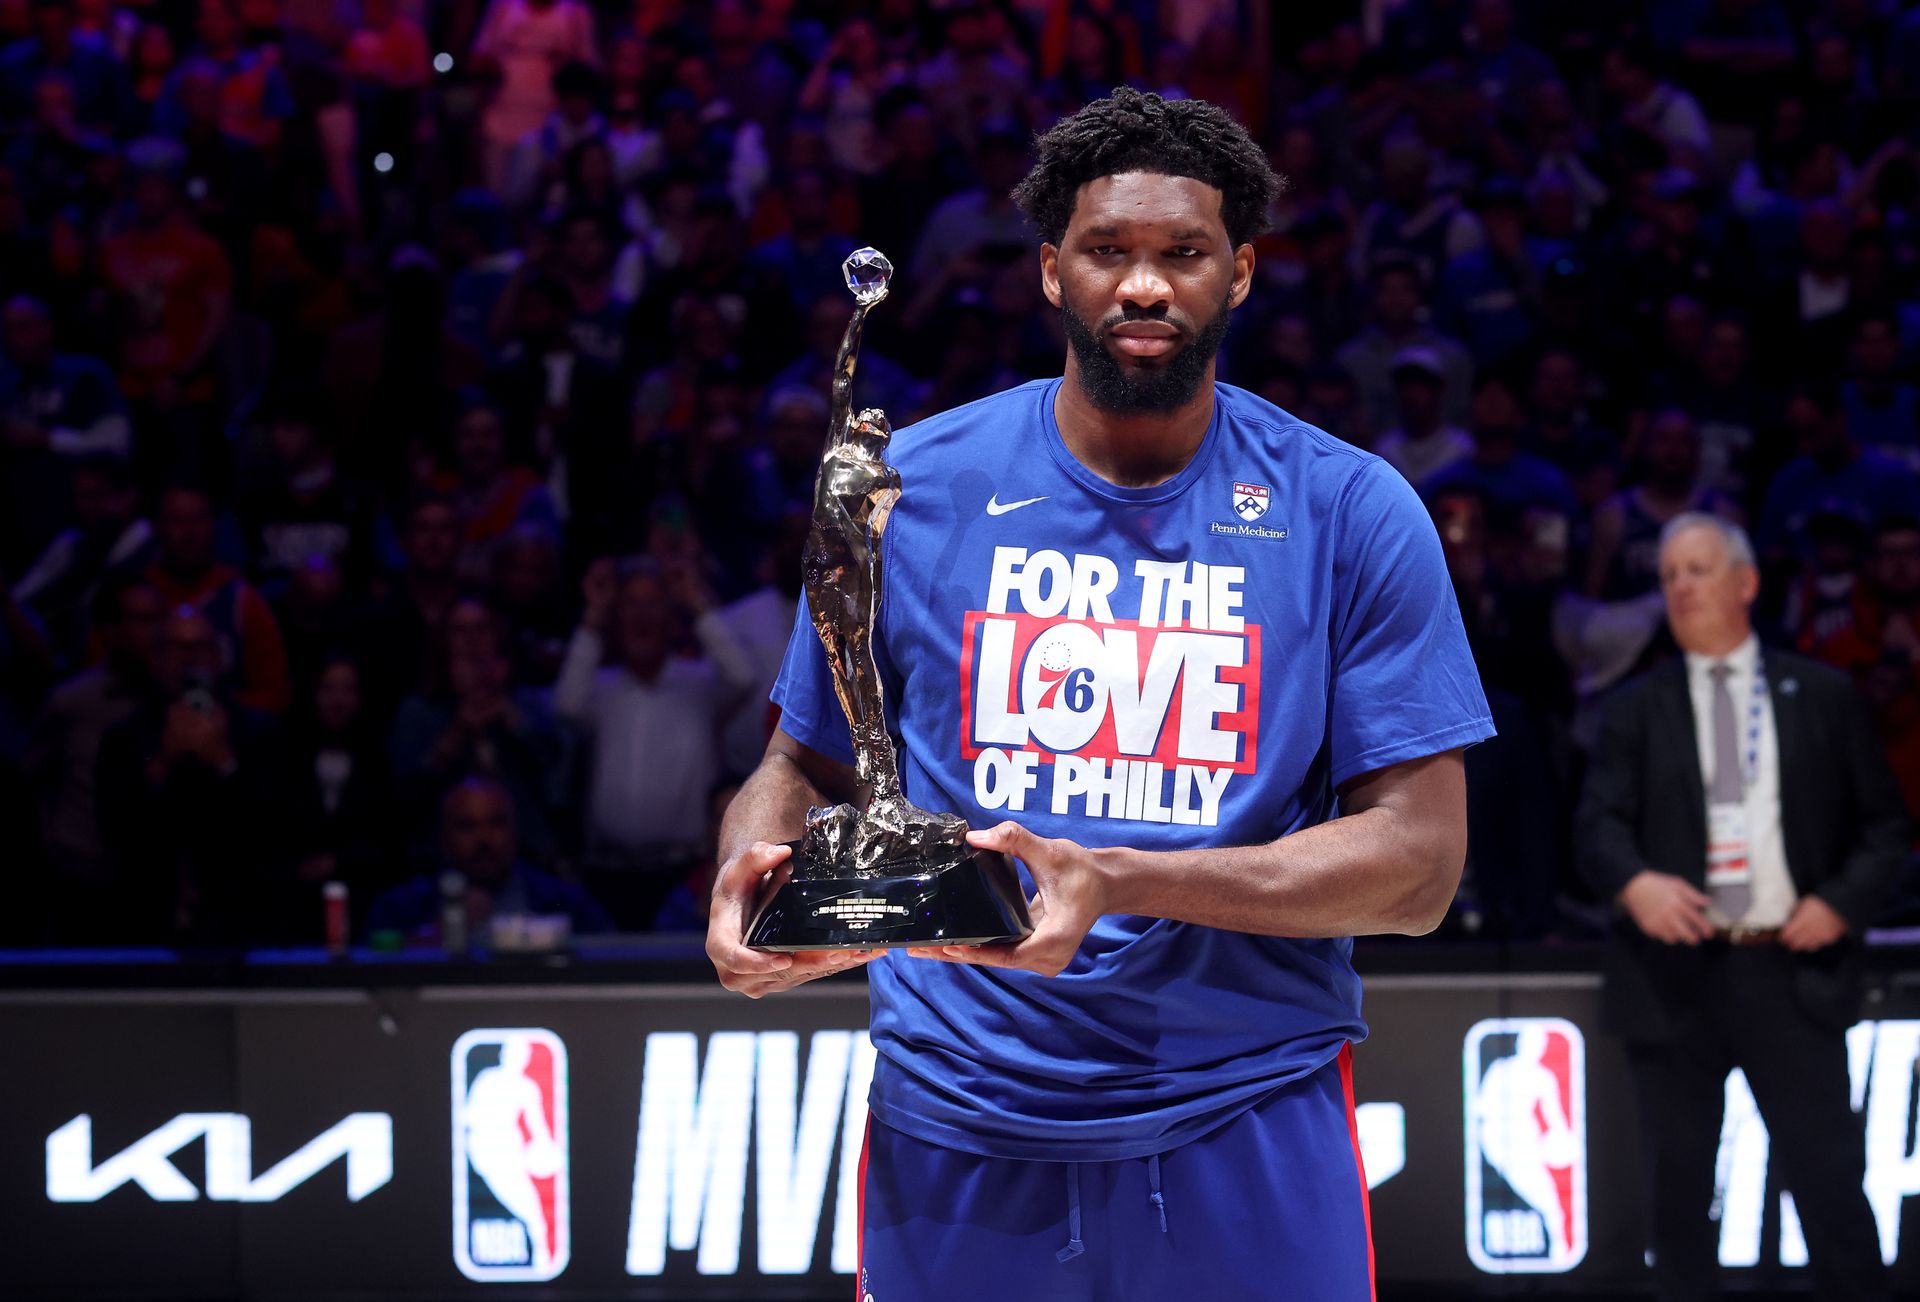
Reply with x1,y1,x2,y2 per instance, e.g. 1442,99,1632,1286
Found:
745,249,1033,951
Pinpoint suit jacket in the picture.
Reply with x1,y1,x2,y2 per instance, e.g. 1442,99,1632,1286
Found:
1575,647,1910,1043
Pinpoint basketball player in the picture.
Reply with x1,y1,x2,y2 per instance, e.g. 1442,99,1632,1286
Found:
708,90,1493,1300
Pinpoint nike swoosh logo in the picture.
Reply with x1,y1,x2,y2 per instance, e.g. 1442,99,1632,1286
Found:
986,494,1049,516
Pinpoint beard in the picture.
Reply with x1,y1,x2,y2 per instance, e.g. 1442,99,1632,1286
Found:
1061,288,1234,415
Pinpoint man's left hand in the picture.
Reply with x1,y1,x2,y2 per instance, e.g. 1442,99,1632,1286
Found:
905,822,1111,977
1779,896,1849,952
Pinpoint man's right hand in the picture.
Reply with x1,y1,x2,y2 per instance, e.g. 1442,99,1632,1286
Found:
580,558,617,632
1619,870,1715,945
707,840,877,997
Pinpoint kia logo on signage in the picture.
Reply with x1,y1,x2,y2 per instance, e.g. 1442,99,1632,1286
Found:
45,1113,392,1203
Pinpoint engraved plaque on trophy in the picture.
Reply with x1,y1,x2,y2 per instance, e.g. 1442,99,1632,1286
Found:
745,248,1034,952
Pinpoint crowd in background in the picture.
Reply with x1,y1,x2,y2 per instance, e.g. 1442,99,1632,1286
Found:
4,0,1920,948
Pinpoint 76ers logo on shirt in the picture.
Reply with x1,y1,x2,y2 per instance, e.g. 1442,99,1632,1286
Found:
1232,481,1271,521
453,1028,571,1282
1464,1018,1588,1274
959,546,1260,825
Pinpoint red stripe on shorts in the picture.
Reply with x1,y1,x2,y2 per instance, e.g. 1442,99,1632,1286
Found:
854,1118,870,1301
1337,1042,1378,1302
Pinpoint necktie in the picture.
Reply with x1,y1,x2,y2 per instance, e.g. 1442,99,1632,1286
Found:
1708,662,1751,924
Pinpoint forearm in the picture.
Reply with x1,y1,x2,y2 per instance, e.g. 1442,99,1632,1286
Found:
716,749,829,868
1100,802,1463,938
551,625,602,719
48,413,132,456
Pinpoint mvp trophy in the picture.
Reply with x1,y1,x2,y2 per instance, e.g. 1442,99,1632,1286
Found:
746,248,1034,952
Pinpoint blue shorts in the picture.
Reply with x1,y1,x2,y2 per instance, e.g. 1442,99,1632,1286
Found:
856,1044,1375,1302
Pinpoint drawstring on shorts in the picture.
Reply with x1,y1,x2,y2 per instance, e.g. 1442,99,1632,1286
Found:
1055,1153,1168,1261
1056,1163,1086,1262
1147,1153,1168,1234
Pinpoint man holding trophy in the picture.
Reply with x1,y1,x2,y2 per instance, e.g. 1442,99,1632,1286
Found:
708,89,1492,1301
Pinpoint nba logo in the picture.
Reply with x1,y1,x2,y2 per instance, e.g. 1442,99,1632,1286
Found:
1464,1017,1587,1274
452,1028,570,1282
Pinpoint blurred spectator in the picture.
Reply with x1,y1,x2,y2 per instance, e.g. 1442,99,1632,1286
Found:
1602,37,1710,172
715,510,808,778
748,166,858,320
26,575,162,941
500,59,604,214
707,0,796,149
1812,515,1920,827
10,452,152,661
1587,409,1743,600
272,551,359,698
1352,134,1485,288
157,0,296,149
242,390,376,587
489,523,570,687
1843,310,1920,469
1336,259,1474,433
126,22,178,130
1429,376,1579,522
765,291,918,424
855,89,965,264
0,294,130,459
367,773,610,942
440,393,558,584
1373,346,1474,492
797,17,900,176
470,0,598,193
444,190,522,361
1759,382,1920,568
99,138,232,451
390,595,565,864
0,0,124,130
360,494,464,709
649,778,740,933
266,654,396,942
484,271,626,544
1437,183,1538,370
1527,349,1619,513
342,0,428,93
554,557,753,929
144,483,289,713
1461,0,1555,114
905,119,1030,289
1781,510,1871,657
914,5,1027,153
95,603,275,943
323,246,487,487
1758,198,1858,373
549,207,630,366
1646,312,1770,506
6,73,116,228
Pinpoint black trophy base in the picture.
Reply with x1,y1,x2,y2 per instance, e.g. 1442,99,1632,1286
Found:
745,842,1033,951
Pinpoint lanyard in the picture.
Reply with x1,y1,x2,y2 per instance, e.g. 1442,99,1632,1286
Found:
1737,656,1766,793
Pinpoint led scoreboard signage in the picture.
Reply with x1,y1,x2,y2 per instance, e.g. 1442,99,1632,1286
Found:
8,976,1920,1298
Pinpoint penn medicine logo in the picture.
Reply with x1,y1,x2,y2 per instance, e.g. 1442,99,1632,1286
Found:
1232,481,1270,521
961,546,1259,826
1464,1018,1588,1274
453,1028,570,1282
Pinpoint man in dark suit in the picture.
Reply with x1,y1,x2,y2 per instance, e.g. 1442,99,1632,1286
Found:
1577,511,1908,1301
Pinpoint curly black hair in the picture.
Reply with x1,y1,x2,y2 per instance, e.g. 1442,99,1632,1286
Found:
1011,88,1282,249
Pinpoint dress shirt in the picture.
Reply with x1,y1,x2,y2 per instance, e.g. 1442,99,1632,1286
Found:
1684,633,1796,928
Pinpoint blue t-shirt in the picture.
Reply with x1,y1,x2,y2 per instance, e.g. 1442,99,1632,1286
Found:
771,378,1494,1161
